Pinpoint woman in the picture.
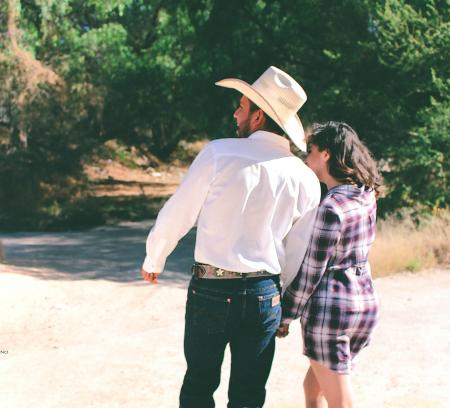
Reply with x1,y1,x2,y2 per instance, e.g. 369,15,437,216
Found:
278,122,382,408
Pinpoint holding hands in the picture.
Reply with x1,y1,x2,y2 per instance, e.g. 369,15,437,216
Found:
276,323,290,338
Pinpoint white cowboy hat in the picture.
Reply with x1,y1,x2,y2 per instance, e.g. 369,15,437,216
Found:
215,66,307,151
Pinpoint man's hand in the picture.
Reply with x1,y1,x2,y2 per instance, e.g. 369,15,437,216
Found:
141,268,160,284
276,323,290,338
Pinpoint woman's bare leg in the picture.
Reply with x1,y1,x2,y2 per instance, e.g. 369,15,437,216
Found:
303,365,327,408
309,359,354,408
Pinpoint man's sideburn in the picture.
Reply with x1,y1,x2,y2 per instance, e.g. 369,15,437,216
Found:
236,115,252,138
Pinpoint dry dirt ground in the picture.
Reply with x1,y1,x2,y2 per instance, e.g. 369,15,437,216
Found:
0,223,449,408
84,159,187,198
82,139,206,199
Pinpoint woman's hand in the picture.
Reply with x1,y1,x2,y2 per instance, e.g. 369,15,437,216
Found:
276,323,290,338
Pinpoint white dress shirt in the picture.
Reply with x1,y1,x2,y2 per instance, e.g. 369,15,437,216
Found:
143,130,320,288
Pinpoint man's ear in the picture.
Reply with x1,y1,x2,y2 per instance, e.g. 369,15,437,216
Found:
323,149,331,162
252,109,265,128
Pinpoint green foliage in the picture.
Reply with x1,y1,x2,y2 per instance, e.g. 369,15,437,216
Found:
0,0,448,229
370,0,449,213
405,258,422,272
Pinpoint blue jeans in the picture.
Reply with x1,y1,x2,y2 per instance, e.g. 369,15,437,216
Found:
179,274,282,408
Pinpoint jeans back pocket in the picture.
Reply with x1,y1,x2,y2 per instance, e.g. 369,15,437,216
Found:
186,287,231,334
257,291,281,333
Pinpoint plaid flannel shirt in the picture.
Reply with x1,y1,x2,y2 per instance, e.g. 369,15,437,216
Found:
282,184,377,324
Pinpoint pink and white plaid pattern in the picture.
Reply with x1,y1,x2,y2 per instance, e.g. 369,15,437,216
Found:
282,184,380,373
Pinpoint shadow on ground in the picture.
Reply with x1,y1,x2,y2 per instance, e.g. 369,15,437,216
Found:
0,221,195,287
0,195,169,232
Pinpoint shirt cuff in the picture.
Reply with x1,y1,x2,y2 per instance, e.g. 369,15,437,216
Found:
142,256,164,274
281,316,294,325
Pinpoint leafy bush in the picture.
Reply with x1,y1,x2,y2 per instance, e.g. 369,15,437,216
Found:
0,0,448,230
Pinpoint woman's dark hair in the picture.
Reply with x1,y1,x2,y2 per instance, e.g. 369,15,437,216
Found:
308,121,382,194
248,100,285,136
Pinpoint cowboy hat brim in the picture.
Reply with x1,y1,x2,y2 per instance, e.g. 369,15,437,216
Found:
215,78,306,152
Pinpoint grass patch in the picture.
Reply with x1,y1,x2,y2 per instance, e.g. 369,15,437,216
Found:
84,139,161,170
169,139,208,164
370,210,450,278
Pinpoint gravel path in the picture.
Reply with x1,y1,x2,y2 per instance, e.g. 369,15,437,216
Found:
0,221,449,407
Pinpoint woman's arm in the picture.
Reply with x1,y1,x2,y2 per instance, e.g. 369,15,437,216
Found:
281,202,342,324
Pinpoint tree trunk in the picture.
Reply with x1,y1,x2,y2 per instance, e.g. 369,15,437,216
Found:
4,0,63,149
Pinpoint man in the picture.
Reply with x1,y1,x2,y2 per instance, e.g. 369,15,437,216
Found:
141,66,320,408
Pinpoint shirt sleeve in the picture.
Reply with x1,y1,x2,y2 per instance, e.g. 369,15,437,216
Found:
281,203,342,324
142,142,216,273
281,177,321,291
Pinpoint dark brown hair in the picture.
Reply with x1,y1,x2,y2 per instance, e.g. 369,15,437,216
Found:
308,121,382,194
248,100,285,136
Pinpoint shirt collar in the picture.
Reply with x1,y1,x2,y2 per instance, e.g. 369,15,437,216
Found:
248,130,290,151
327,184,365,196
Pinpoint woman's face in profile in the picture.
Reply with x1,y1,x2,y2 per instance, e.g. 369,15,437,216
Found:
305,144,329,182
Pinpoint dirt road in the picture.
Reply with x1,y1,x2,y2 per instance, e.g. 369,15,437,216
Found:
0,222,449,407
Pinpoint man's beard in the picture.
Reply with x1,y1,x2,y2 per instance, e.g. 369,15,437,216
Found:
236,117,252,138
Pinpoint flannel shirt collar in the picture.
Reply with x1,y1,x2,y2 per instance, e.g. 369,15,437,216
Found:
327,184,364,197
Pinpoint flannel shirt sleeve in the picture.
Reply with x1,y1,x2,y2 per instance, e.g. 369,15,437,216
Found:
281,203,342,324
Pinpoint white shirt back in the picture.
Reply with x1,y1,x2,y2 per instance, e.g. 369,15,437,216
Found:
143,131,320,287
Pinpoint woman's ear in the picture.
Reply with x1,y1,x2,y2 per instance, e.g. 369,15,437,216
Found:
322,149,331,162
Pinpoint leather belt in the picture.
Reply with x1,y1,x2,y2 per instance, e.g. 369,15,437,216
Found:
191,263,275,279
